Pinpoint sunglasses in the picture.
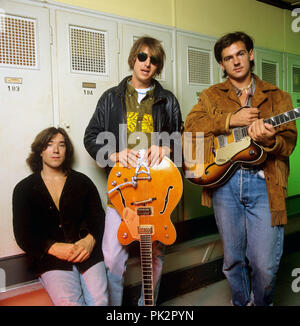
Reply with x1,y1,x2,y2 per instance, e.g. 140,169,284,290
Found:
137,52,160,65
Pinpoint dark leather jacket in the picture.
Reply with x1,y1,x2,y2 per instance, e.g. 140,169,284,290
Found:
84,76,183,174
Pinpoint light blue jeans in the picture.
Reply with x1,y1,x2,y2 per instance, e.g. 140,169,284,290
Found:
212,168,284,306
39,261,108,306
102,206,165,306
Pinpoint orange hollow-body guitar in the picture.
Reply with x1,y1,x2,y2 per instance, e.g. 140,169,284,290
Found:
107,151,183,306
107,154,183,246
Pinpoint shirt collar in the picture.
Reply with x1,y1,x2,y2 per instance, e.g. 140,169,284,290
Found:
126,78,155,97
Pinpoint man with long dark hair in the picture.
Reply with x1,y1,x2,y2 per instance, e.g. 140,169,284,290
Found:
185,32,297,306
13,127,108,306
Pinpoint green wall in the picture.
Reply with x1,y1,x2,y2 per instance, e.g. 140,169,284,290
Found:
54,0,300,55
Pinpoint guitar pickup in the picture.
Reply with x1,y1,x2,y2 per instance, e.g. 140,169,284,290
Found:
136,207,153,216
138,225,154,235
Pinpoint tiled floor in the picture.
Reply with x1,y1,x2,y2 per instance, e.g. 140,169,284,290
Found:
161,251,300,306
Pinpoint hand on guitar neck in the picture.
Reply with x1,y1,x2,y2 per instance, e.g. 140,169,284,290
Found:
248,119,276,148
184,106,299,188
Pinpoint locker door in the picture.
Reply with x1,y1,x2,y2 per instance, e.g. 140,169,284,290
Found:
176,32,218,221
286,54,300,197
0,0,53,257
55,10,119,202
120,23,174,92
176,32,219,119
255,48,284,90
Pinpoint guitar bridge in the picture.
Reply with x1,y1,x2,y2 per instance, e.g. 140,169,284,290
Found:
131,198,156,206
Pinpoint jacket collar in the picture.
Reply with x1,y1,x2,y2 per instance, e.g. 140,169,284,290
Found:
214,74,278,107
115,75,165,100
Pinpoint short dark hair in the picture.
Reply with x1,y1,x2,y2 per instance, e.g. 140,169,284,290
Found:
214,31,255,78
128,36,165,76
26,127,74,173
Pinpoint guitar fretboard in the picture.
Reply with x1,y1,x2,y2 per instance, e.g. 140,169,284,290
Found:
140,233,154,306
233,107,300,142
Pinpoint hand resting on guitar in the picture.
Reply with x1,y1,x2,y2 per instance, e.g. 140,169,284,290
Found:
109,148,139,167
145,145,171,167
109,145,171,168
229,107,260,127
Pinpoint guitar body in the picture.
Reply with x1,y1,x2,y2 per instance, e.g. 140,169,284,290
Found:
107,156,183,246
184,106,300,188
184,135,266,188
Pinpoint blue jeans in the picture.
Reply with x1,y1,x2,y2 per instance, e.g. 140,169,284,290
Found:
39,261,108,306
102,206,165,306
212,168,284,306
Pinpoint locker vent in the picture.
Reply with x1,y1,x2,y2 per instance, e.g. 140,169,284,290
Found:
70,25,107,75
188,47,211,85
293,66,300,93
0,14,37,68
261,61,278,86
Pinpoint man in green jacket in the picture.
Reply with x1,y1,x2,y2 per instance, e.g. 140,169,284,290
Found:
185,31,297,306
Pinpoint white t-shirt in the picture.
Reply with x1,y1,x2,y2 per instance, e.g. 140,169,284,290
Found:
135,87,152,103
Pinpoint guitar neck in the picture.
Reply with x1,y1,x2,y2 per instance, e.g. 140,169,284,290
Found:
234,107,300,141
264,107,300,127
140,233,154,306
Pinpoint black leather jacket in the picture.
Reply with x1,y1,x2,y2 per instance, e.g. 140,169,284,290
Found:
84,76,183,174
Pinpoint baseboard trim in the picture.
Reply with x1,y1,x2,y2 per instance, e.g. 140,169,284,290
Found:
122,257,225,306
123,228,300,306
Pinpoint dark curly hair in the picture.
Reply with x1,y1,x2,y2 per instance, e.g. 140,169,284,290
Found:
26,127,74,173
214,31,255,78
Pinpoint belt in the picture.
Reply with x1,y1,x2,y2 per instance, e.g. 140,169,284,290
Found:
240,163,264,171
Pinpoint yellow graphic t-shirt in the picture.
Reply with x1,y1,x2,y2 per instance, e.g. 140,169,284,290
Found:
125,81,155,150
107,81,155,208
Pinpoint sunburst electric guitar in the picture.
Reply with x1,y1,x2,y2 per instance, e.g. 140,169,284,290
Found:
107,149,183,306
184,107,300,188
